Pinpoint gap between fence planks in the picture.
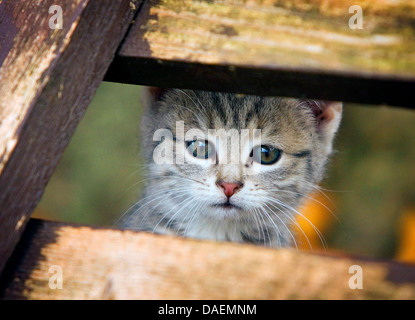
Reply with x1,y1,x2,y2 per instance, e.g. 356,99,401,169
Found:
105,0,415,107
1,219,415,300
0,0,140,275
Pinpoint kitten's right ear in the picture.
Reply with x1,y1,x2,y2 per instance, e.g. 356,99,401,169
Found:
301,99,343,154
301,99,342,135
141,86,170,110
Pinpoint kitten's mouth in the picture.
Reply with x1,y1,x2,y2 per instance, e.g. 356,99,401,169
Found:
213,201,241,210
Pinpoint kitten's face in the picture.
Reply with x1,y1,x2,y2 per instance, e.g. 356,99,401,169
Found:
141,89,342,225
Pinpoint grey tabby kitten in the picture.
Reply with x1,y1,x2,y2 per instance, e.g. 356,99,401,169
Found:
120,87,342,248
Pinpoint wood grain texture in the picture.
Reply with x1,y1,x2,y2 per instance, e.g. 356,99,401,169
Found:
105,0,415,107
0,0,140,275
1,219,415,300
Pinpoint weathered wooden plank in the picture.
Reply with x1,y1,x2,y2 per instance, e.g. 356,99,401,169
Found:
0,0,140,275
1,219,415,300
105,0,415,107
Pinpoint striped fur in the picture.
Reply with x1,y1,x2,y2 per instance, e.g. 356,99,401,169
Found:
120,88,342,248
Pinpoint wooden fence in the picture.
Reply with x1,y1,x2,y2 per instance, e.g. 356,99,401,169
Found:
0,0,414,299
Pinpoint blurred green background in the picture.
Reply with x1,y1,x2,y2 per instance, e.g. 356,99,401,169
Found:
33,82,415,260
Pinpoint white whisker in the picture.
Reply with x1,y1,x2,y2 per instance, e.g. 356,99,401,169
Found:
264,196,327,251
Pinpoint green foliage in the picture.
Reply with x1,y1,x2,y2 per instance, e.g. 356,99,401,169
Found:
325,104,415,258
35,82,143,226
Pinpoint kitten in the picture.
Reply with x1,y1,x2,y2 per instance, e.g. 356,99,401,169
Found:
120,87,342,248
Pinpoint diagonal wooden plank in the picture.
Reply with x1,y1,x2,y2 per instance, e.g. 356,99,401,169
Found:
0,0,141,275
1,219,415,300
105,0,415,107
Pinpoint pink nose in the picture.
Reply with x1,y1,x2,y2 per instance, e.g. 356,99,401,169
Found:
217,181,243,198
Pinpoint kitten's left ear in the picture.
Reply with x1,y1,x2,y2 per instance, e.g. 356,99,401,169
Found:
141,86,170,111
303,100,343,138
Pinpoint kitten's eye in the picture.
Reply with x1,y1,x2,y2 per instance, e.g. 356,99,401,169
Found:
186,140,214,159
252,145,282,165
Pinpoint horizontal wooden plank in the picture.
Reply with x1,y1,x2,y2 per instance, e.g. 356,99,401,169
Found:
0,0,139,275
105,0,415,107
1,219,415,300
